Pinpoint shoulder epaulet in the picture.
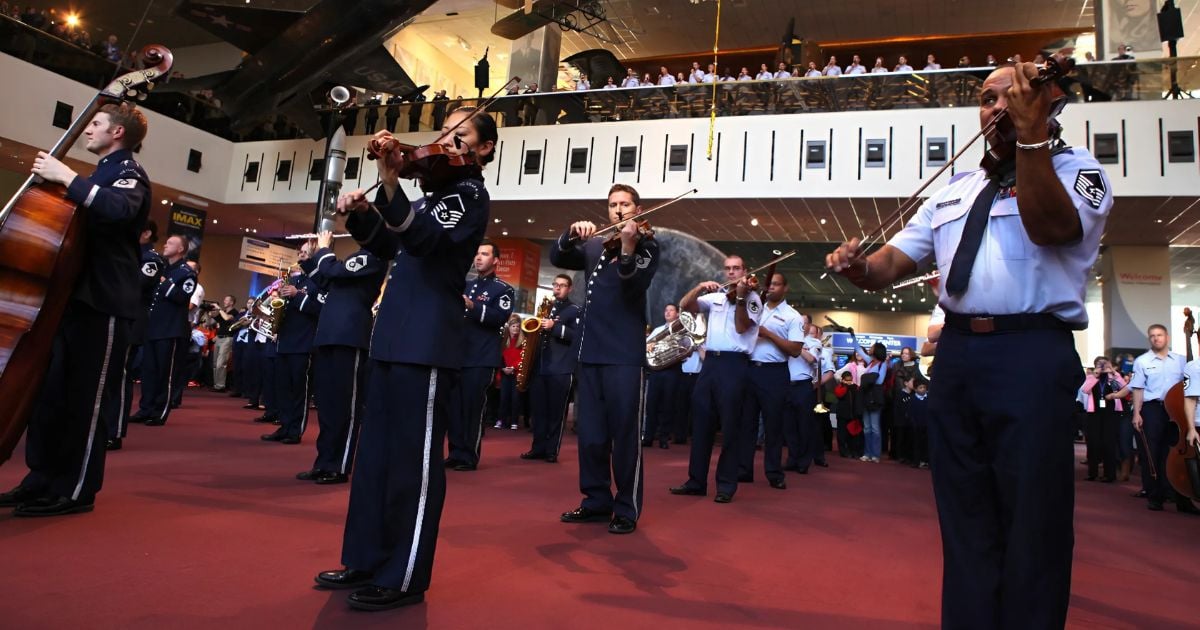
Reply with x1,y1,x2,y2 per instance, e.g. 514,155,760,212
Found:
495,278,513,289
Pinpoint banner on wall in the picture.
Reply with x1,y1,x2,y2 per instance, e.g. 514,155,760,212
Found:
493,238,542,313
1099,0,1165,59
238,237,298,276
829,332,919,355
168,204,207,261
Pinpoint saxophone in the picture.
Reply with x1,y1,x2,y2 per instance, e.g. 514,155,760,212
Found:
248,266,292,341
515,297,552,392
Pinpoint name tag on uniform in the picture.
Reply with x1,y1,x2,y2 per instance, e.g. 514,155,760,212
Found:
935,199,961,209
1098,399,1106,409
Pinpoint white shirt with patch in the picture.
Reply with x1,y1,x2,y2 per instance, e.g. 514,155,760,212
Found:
888,148,1112,324
696,290,762,354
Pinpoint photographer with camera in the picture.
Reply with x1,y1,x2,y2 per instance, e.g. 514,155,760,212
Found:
211,295,241,392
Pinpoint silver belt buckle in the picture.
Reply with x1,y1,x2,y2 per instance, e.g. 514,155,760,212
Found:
970,317,995,333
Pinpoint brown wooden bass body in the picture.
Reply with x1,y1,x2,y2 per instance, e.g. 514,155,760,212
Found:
0,46,172,464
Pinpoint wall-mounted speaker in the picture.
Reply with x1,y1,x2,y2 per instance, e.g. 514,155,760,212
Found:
1167,130,1194,163
926,138,948,166
244,161,259,183
52,101,73,130
1093,133,1119,164
276,160,291,182
806,140,827,169
864,139,886,168
617,146,637,172
186,149,202,173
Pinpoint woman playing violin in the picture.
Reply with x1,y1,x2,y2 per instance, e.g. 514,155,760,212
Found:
315,107,498,611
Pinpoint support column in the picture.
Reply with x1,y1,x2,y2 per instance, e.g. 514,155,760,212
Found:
1101,245,1173,358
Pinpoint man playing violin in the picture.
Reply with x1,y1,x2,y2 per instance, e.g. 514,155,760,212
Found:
552,183,659,535
826,61,1112,628
0,103,152,517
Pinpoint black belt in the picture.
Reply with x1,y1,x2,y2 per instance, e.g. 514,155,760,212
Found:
942,309,1082,334
707,350,748,358
749,360,786,367
1144,399,1164,405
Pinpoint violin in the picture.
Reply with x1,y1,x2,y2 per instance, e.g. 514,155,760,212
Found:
979,54,1075,175
601,217,655,254
568,188,697,250
367,135,480,191
716,251,797,302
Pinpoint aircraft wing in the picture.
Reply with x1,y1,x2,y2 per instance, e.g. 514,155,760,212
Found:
176,0,305,55
491,0,559,39
563,49,624,85
328,46,422,98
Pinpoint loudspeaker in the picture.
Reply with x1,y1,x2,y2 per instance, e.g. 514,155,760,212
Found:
244,162,259,182
569,148,588,173
276,160,292,182
1167,130,1195,163
52,101,73,130
186,149,202,173
1093,133,1119,164
926,138,948,166
806,140,826,169
1158,4,1185,42
523,149,542,175
668,145,688,171
617,146,637,172
864,139,886,168
475,58,490,92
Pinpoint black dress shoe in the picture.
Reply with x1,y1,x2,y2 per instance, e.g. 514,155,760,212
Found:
1177,501,1200,515
544,454,558,463
0,485,43,508
253,414,277,424
714,493,733,504
261,431,286,442
315,471,348,485
641,438,654,447
280,436,300,445
782,464,799,472
560,506,613,523
229,391,242,397
242,402,258,409
1132,489,1149,498
443,459,463,468
106,438,122,451
127,414,150,424
608,515,637,534
211,387,227,393
672,439,687,445
519,451,546,460
347,586,424,611
768,478,787,490
143,418,166,426
1148,501,1164,511
314,568,374,590
1085,475,1097,481
668,485,705,496
169,403,180,410
453,462,476,471
815,460,829,468
296,469,324,481
13,496,95,517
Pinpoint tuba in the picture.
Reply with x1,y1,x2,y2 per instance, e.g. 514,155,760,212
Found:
647,312,706,370
516,297,552,392
248,266,293,341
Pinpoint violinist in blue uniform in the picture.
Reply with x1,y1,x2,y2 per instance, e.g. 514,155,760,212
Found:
104,219,164,451
1,103,152,517
261,241,324,445
131,234,195,427
671,255,762,503
446,241,513,471
315,109,498,611
826,61,1112,628
520,274,580,462
553,183,659,535
297,230,386,483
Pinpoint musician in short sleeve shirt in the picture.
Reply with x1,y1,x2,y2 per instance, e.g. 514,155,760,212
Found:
695,289,763,353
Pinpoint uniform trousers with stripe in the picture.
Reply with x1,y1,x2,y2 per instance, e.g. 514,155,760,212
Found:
447,366,494,468
22,302,129,501
1140,401,1196,508
106,344,141,440
683,352,748,496
737,362,789,483
313,346,367,474
241,341,263,405
261,348,279,417
643,366,686,443
928,326,1080,630
276,352,313,439
787,381,821,471
529,372,573,457
341,361,454,592
230,340,246,394
137,337,186,422
574,363,645,521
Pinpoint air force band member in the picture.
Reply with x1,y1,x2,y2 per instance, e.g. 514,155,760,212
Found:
826,62,1112,628
132,234,196,427
315,110,498,611
643,303,689,449
553,183,659,535
447,240,513,471
0,103,152,516
671,256,762,503
261,242,324,445
299,231,386,484
520,273,580,462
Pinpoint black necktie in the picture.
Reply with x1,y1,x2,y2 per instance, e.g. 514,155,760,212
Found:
944,179,1000,297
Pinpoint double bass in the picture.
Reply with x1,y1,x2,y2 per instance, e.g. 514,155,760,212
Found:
0,46,173,464
1163,307,1200,501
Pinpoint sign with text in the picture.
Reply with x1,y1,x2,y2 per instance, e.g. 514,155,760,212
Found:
168,204,207,260
830,332,919,355
493,238,542,313
238,237,298,276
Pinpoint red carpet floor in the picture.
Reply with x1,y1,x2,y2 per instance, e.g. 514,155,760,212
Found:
1,389,1198,629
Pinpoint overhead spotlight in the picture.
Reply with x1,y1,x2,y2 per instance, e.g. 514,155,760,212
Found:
1156,219,1163,223
160,199,169,205
212,219,218,224
819,272,828,280
526,218,534,223
493,218,501,223
772,249,781,255
920,297,926,302
750,218,759,227
820,218,827,225
1179,284,1188,289
891,307,896,312
501,229,509,236
65,13,79,28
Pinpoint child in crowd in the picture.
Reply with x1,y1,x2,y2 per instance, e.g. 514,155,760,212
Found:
909,380,930,468
834,371,862,458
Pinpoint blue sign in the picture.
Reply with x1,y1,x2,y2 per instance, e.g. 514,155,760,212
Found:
830,332,919,355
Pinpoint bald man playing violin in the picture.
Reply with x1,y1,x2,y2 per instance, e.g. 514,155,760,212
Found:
826,61,1113,629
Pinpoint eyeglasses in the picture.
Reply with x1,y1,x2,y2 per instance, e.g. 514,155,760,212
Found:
551,283,570,288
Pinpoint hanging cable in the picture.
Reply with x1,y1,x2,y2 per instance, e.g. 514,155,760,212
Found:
705,0,722,160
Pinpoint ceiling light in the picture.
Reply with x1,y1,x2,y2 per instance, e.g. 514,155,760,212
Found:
1156,219,1163,223
920,297,926,302
891,307,896,312
493,218,501,223
160,199,169,205
819,272,828,279
820,218,827,225
772,249,781,255
898,299,903,303
1179,284,1188,289
65,13,79,27
891,293,897,298
212,219,218,224
501,229,509,236
851,298,856,302
526,218,534,223
750,218,759,227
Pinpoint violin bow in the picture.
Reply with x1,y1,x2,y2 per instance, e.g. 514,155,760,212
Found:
1138,424,1158,480
717,251,797,291
568,188,699,245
